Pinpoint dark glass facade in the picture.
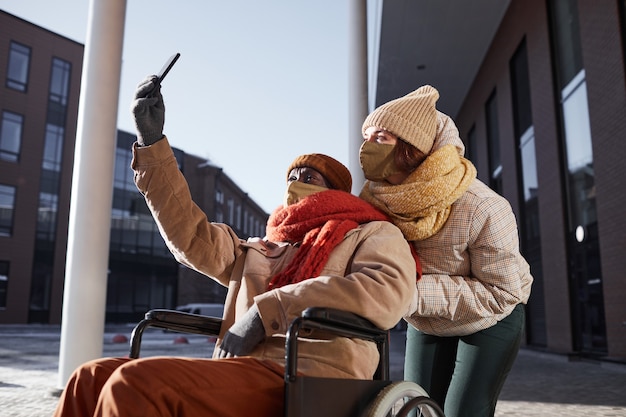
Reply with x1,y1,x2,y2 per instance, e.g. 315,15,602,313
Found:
485,91,502,195
28,56,72,323
510,38,546,347
548,0,607,354
106,132,180,323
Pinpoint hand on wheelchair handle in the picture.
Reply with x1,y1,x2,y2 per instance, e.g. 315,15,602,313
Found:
216,304,266,358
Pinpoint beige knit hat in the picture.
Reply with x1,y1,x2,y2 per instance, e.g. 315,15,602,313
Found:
362,85,440,154
286,153,352,193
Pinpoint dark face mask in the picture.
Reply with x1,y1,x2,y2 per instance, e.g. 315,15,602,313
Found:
359,141,403,182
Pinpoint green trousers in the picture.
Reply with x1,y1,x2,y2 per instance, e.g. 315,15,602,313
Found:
404,304,525,417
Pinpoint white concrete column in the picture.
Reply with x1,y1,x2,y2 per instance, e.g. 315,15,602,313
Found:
57,0,127,389
348,0,368,194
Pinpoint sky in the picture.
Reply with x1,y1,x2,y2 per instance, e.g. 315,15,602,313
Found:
1,0,368,213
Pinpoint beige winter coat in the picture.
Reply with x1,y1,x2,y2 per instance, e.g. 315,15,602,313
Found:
132,138,417,379
406,113,533,336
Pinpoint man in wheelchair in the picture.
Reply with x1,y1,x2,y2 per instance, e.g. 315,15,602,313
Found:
53,76,418,417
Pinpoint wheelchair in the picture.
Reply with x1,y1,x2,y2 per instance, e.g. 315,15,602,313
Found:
129,307,445,417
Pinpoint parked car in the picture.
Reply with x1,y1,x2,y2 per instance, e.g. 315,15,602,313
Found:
175,303,225,318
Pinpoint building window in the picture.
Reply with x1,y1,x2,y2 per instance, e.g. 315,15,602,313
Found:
550,0,583,91
560,71,599,252
0,261,8,308
485,90,502,194
510,38,545,346
235,204,242,229
215,209,223,223
0,184,16,237
510,39,538,204
227,198,234,225
114,147,137,191
518,128,539,204
6,41,31,92
47,58,71,126
27,56,72,322
49,58,71,106
248,216,255,237
549,0,606,353
36,192,58,241
621,0,626,76
42,124,64,172
0,111,23,162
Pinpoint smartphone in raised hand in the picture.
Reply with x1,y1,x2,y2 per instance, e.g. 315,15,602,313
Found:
149,53,180,96
157,53,180,85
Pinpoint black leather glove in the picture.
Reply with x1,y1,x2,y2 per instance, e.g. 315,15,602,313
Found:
216,304,266,358
130,75,165,146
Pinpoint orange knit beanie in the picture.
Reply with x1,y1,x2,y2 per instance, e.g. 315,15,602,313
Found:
286,153,352,193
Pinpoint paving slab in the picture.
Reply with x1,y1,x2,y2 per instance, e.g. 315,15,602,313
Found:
1,324,625,416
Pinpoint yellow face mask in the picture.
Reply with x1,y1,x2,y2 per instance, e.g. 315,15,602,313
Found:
359,141,402,182
283,180,329,206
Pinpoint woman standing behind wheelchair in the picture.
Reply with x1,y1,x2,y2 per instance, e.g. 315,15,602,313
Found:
52,76,418,417
358,85,533,417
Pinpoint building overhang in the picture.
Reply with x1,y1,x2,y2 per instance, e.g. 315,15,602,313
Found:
374,0,511,117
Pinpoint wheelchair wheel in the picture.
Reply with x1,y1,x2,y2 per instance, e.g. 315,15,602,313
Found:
363,381,445,417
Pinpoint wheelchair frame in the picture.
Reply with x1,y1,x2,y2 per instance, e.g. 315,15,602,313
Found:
129,307,445,417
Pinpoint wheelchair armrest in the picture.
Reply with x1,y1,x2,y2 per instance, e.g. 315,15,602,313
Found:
301,307,384,334
129,309,222,359
285,307,390,382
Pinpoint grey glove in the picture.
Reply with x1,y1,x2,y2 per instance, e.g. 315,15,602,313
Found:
216,304,266,358
130,75,165,146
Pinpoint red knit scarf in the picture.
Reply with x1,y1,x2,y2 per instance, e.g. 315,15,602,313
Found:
266,190,420,289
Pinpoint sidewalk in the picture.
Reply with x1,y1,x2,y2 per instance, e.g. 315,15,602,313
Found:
1,323,625,416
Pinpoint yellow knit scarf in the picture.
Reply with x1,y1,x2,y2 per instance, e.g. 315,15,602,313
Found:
360,144,477,241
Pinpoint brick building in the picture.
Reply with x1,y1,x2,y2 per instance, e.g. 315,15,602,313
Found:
0,10,268,324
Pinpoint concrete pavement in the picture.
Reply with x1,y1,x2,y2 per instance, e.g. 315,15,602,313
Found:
1,323,625,416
